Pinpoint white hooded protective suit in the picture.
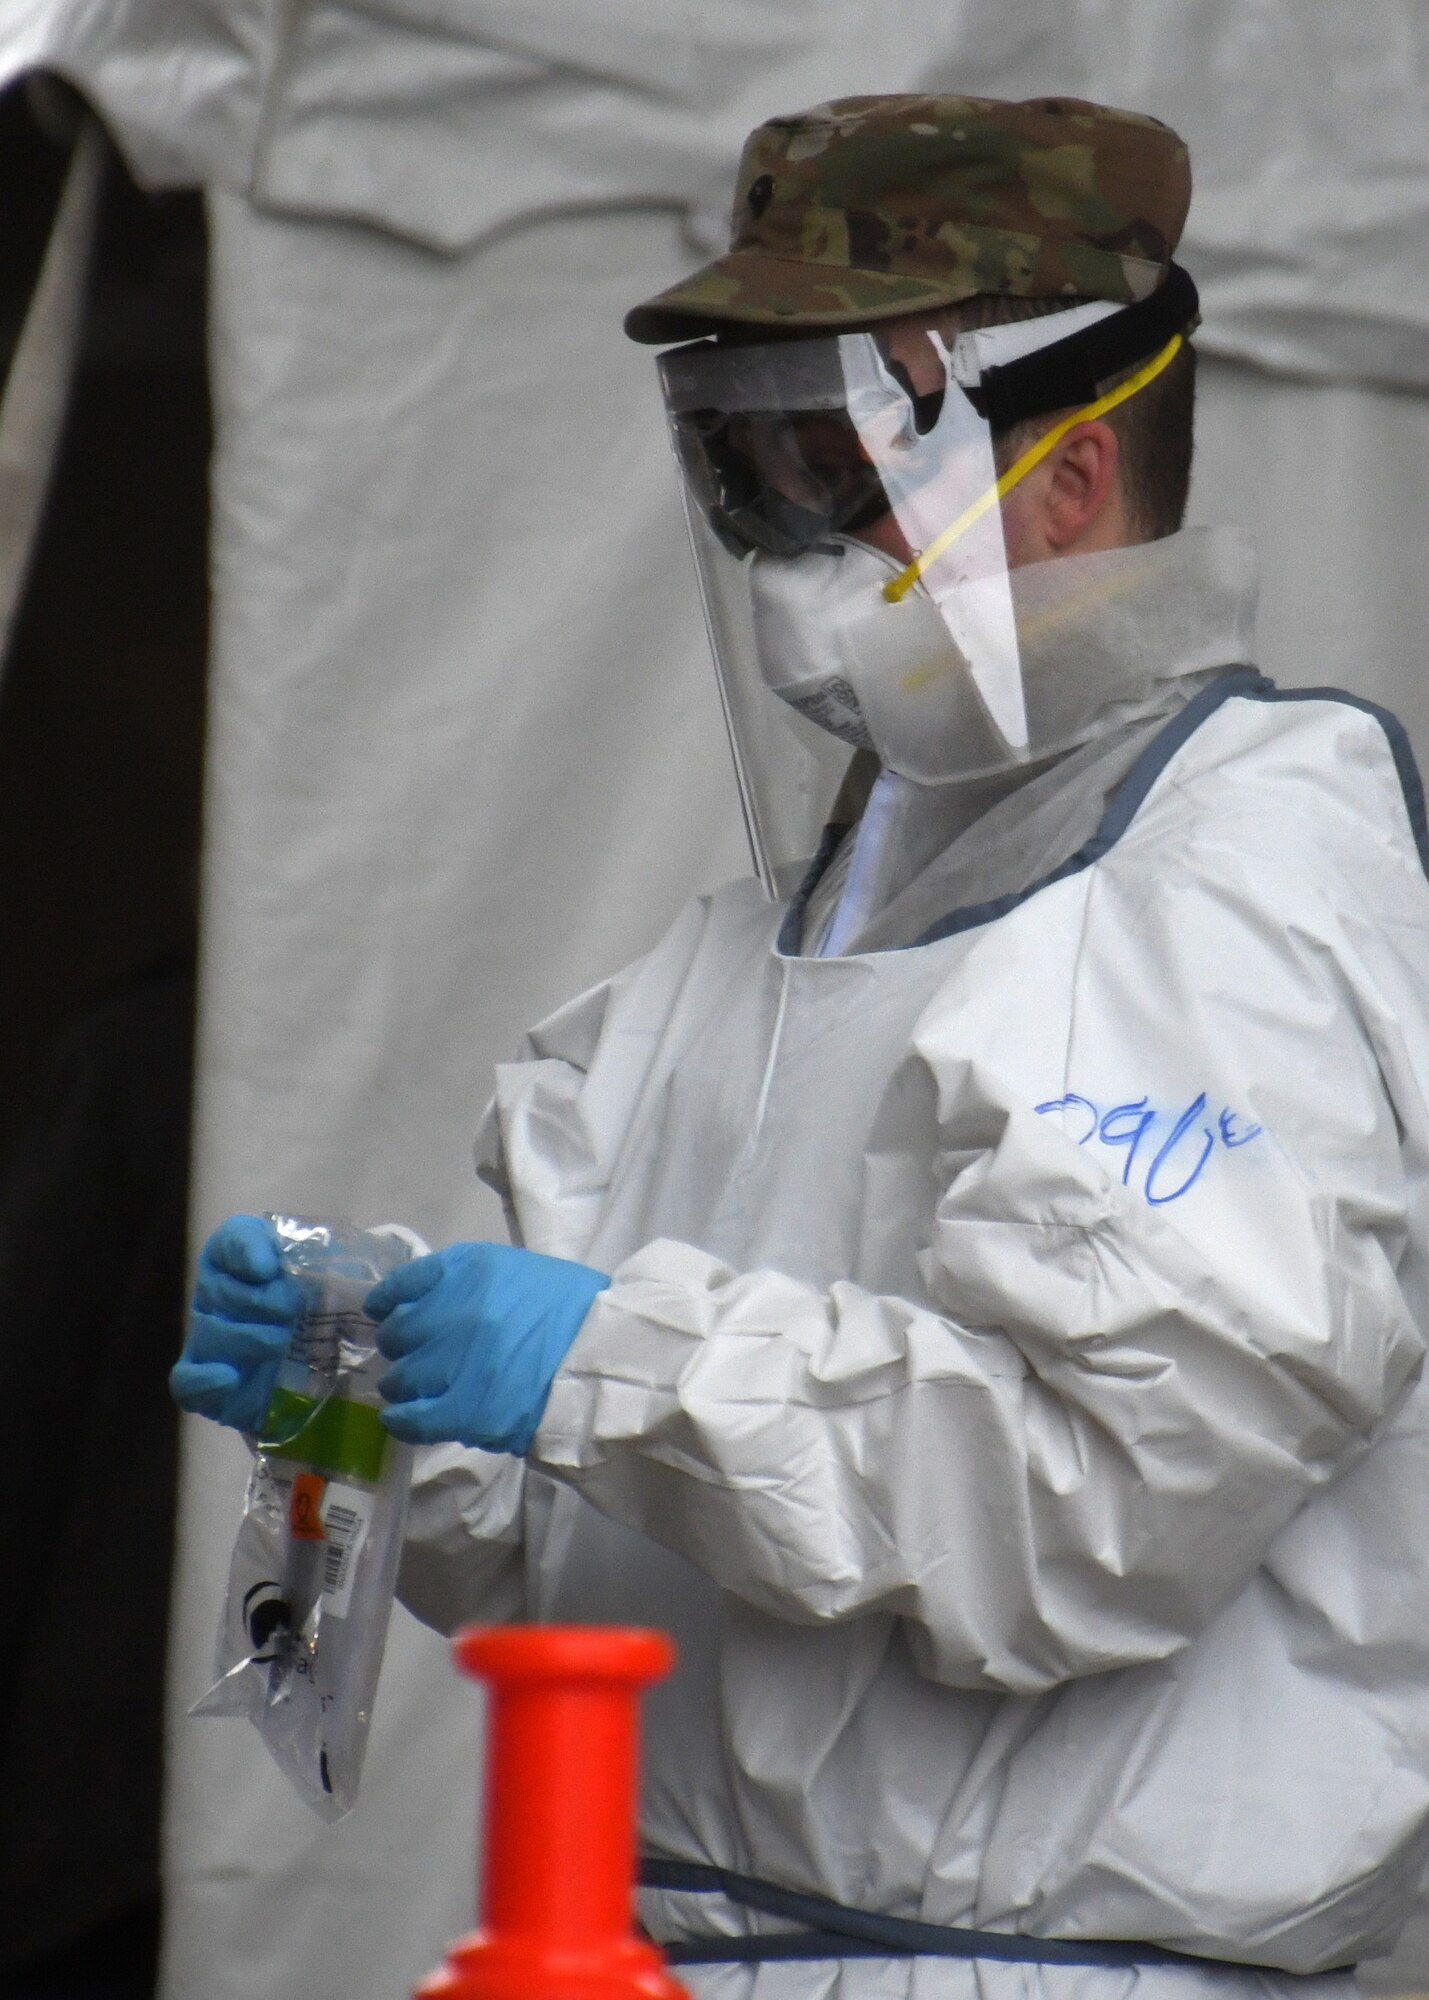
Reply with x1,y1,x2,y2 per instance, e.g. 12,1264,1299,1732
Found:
398,527,1429,2000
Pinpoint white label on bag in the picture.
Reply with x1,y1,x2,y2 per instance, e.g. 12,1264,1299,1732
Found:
318,1482,372,1618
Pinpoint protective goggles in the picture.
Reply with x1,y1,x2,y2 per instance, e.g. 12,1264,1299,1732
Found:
657,264,1199,576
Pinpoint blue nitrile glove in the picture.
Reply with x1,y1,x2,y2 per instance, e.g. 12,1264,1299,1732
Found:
367,1240,609,1453
169,1214,302,1432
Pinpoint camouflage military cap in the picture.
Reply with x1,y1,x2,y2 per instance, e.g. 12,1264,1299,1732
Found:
624,94,1190,344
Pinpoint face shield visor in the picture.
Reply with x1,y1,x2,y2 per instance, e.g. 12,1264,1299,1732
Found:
658,269,1196,893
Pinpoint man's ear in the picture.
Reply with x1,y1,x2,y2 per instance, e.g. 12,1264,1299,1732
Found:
1041,420,1122,550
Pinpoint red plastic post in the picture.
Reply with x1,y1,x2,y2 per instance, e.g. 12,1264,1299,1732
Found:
414,1626,688,2000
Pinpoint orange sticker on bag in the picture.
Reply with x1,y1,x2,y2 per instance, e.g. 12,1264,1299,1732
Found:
289,1471,327,1542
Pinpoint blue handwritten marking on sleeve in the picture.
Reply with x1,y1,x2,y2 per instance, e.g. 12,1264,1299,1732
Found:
1032,1093,1100,1146
1098,1098,1156,1187
1034,1089,1264,1206
1145,1092,1214,1206
1218,1107,1263,1149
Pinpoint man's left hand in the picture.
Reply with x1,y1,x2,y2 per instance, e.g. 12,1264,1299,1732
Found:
367,1240,609,1453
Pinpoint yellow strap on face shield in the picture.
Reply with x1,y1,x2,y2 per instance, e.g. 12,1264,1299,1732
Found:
881,332,1184,605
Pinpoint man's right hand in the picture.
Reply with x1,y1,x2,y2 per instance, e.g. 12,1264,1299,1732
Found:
169,1214,302,1432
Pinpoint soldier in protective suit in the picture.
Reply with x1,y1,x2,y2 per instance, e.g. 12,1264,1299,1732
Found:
174,96,1429,1999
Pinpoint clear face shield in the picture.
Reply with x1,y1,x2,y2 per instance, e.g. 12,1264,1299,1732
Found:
658,295,1190,894
660,326,1029,892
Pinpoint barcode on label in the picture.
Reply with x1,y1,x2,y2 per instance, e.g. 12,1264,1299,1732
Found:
317,1483,372,1618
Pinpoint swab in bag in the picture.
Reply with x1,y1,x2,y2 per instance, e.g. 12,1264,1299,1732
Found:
192,1214,415,1818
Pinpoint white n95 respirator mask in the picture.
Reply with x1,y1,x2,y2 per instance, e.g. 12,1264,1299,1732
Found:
747,536,1022,783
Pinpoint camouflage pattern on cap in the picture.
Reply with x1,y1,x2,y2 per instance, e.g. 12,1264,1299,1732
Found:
625,94,1191,344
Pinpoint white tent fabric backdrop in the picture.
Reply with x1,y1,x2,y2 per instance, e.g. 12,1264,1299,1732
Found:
1,4,1426,1997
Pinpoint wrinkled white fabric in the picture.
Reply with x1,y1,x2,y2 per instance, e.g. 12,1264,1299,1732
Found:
403,645,1429,1993
5,4,1426,385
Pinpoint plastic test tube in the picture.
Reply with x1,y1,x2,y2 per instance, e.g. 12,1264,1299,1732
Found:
415,1625,688,2000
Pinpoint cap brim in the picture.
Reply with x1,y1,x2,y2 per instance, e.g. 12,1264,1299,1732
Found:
623,249,982,345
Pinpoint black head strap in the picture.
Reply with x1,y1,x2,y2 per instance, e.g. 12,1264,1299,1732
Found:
967,263,1200,431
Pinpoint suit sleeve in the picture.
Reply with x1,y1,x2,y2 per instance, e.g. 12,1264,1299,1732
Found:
397,1442,528,1634
399,912,706,1633
529,823,1429,1694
